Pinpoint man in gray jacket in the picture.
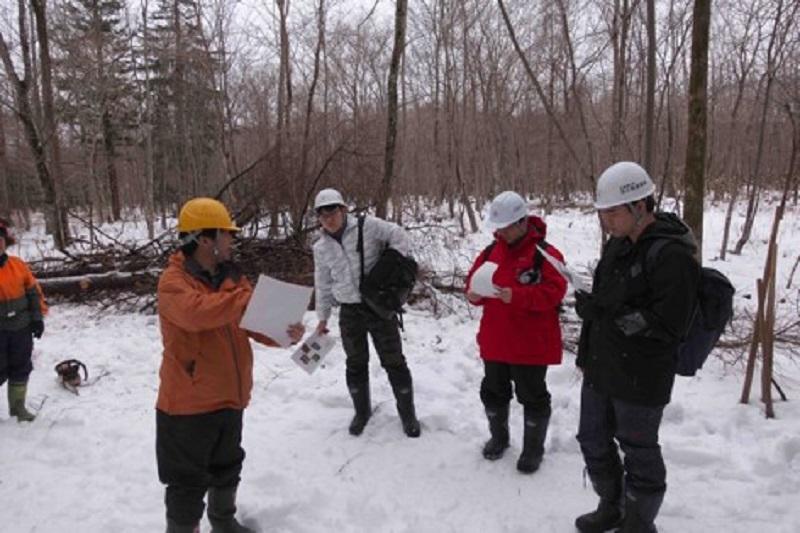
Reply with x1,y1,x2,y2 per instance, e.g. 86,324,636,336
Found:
312,188,421,438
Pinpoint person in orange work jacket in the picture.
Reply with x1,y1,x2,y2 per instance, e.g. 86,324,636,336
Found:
156,198,305,533
465,191,567,474
0,219,47,422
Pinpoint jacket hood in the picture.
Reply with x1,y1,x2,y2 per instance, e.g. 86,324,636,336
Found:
493,215,547,242
640,212,697,253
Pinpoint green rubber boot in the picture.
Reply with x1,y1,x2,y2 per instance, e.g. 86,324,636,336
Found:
8,382,36,422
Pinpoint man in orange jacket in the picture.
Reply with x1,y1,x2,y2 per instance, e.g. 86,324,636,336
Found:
0,219,46,422
156,198,304,533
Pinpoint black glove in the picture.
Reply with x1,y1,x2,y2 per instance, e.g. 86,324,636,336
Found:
31,320,44,339
574,291,603,321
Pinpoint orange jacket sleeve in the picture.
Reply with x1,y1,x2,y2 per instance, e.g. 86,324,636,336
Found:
20,259,48,317
245,330,280,347
158,269,251,333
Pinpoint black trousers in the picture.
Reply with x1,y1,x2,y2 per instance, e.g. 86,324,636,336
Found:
576,382,666,499
156,408,245,526
339,303,411,389
0,327,34,386
480,361,551,418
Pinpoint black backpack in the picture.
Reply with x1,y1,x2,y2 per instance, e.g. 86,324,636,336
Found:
646,239,735,376
356,214,418,321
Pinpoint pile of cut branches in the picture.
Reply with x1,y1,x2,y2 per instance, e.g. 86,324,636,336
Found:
31,232,316,312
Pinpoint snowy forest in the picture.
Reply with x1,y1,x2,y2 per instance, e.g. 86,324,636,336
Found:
0,0,799,532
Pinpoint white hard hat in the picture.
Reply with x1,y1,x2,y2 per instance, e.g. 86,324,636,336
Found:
594,162,656,209
314,188,345,210
486,191,529,230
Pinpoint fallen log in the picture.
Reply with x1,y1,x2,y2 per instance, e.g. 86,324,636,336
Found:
38,270,159,297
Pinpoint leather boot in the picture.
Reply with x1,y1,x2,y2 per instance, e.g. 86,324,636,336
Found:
575,473,623,532
348,384,372,436
482,405,510,460
516,411,549,474
208,486,254,533
8,382,36,422
392,383,421,438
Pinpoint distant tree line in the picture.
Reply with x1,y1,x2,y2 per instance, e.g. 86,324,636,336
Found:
0,0,797,254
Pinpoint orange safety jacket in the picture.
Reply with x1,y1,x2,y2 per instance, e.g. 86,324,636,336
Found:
156,252,278,415
0,254,48,332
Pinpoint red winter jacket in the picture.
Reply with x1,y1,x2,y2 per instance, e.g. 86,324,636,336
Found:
465,216,567,365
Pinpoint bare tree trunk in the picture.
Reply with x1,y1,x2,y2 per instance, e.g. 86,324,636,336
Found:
644,0,656,174
683,0,712,261
733,0,796,255
102,109,121,220
291,0,326,237
0,1,68,249
0,110,10,216
610,0,631,160
30,0,70,248
497,0,591,183
555,0,596,180
271,0,292,236
376,0,407,219
141,0,156,239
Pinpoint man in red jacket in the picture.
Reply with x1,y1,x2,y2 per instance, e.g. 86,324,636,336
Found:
465,191,567,473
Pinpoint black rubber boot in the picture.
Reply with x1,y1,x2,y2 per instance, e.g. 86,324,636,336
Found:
617,493,662,533
165,518,199,533
348,384,372,436
516,412,549,474
208,486,254,533
393,383,421,438
575,473,623,532
482,405,510,460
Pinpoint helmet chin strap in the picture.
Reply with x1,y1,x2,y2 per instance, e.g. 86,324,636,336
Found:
179,230,201,246
627,202,646,226
212,229,222,259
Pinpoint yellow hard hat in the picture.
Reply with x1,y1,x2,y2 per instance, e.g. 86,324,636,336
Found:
177,198,240,233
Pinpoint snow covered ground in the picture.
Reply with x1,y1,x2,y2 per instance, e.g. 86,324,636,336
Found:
1,199,799,533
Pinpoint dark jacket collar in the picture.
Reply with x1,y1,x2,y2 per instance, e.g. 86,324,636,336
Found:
183,254,241,290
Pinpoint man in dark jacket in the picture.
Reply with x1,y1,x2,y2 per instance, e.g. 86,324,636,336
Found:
573,162,700,533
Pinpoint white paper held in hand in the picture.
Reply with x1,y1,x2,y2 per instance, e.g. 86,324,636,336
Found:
240,274,313,347
470,261,500,298
290,331,336,374
535,244,591,293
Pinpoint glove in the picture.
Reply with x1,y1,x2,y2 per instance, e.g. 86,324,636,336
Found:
31,320,44,339
574,291,603,321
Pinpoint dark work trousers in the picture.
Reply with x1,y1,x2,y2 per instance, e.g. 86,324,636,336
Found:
0,327,34,386
339,303,412,390
156,408,245,526
480,361,551,418
576,382,666,500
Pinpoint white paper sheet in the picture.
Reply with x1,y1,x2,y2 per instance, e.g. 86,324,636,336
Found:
470,261,500,297
535,244,591,293
240,274,313,347
290,331,336,374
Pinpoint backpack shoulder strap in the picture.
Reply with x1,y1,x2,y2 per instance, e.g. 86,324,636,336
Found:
480,241,497,263
533,239,548,273
357,214,366,285
644,238,672,275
